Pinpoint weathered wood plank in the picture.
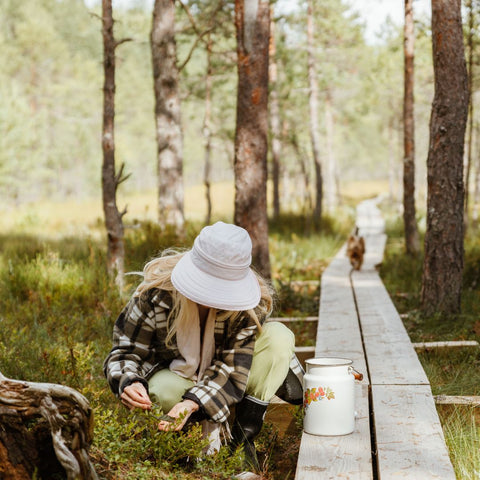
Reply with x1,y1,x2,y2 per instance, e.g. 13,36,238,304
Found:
295,383,372,480
360,233,387,270
314,250,369,381
296,199,455,480
434,395,480,405
356,198,386,237
413,340,479,349
372,385,456,479
270,317,318,323
352,269,429,386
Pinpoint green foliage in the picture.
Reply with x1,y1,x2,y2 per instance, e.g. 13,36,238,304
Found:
418,347,480,397
0,211,337,478
440,406,480,480
92,405,243,479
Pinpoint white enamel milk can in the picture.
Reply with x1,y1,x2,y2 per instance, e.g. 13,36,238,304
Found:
303,357,363,436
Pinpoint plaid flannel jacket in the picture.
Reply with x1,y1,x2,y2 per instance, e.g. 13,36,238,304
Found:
103,288,262,423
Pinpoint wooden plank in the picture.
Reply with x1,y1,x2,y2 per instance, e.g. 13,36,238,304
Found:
295,346,316,353
413,340,479,349
315,251,369,383
352,269,429,386
434,395,480,406
372,385,456,479
356,198,386,236
361,233,387,271
269,316,318,323
295,383,372,480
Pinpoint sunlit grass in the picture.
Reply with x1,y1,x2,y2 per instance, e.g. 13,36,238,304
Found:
440,406,480,480
0,179,387,236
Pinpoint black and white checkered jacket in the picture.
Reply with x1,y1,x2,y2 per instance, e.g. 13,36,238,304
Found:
103,288,262,423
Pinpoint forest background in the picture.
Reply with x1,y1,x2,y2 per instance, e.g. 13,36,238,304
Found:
0,0,439,221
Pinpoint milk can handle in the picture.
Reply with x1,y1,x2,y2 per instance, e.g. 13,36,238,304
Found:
348,366,364,381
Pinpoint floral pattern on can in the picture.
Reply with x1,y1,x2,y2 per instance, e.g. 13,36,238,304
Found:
303,386,335,409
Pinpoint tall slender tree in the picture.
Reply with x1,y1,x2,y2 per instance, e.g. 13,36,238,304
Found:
101,0,129,291
269,10,282,221
421,0,469,315
324,89,338,214
151,0,184,233
234,0,271,278
464,0,476,227
203,34,213,225
306,0,323,229
403,0,420,255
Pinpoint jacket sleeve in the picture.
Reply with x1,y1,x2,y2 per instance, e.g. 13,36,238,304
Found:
103,291,161,396
183,314,259,423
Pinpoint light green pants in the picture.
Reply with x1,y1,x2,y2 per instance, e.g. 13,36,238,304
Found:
148,321,295,412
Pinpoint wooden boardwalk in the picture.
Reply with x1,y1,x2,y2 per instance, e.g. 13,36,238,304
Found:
295,199,456,480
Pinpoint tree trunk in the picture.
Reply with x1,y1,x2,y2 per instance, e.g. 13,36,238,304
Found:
464,0,475,228
151,0,185,233
421,0,469,315
403,0,420,255
102,0,126,291
306,0,323,229
291,132,313,216
388,118,397,202
269,10,282,221
234,0,271,278
203,35,213,226
324,90,338,214
0,373,97,480
473,120,480,227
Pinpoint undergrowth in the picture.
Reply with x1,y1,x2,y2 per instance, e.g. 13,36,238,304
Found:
0,212,347,479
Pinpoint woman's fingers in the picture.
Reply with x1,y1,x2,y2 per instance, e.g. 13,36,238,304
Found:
158,400,199,431
121,382,152,410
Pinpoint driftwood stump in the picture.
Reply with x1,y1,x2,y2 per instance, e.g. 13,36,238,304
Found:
0,372,98,480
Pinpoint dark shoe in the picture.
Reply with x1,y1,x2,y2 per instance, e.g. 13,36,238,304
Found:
274,354,305,405
231,395,269,472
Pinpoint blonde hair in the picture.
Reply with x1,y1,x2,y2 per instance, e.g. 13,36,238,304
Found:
135,249,274,346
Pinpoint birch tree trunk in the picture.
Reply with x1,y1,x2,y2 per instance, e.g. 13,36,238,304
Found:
421,0,469,315
307,0,323,229
324,90,338,214
102,0,126,291
403,0,420,255
234,0,271,278
151,0,185,233
269,11,282,221
203,35,213,226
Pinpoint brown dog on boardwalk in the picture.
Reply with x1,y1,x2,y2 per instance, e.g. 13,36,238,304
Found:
346,227,365,271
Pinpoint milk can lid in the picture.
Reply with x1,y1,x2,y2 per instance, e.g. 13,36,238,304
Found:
306,357,353,367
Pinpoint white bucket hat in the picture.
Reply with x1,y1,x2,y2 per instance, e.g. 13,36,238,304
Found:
171,222,261,311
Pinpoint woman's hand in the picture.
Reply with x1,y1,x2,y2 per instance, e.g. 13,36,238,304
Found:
121,382,152,410
158,399,199,431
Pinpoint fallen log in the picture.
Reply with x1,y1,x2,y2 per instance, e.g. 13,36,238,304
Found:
0,372,98,480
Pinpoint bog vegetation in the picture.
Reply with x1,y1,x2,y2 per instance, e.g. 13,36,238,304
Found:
0,186,351,479
1,190,480,478
1,0,480,478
